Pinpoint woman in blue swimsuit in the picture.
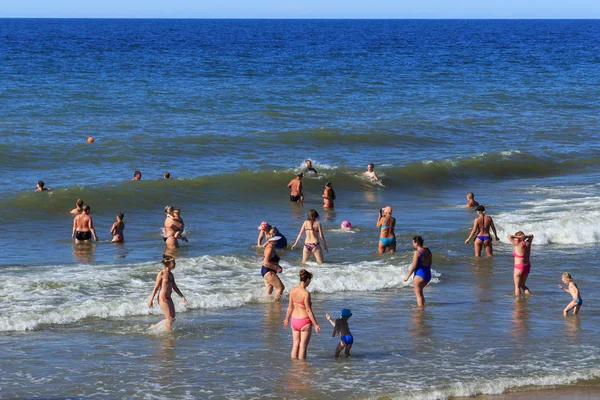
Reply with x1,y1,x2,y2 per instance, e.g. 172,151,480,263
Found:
376,206,396,254
464,205,499,257
404,236,432,306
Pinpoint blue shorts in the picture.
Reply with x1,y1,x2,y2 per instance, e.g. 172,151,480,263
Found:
341,334,354,345
576,298,583,306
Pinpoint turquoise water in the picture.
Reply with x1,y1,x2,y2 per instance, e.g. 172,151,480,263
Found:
1,19,600,399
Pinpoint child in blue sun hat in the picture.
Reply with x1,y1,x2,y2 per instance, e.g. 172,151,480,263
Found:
326,308,353,358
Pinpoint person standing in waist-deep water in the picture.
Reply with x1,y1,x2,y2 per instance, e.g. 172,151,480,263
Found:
377,206,396,254
465,192,479,208
404,236,432,306
322,181,336,208
507,231,534,296
291,209,328,264
148,254,188,331
261,236,285,301
35,180,51,191
326,308,353,358
132,170,142,181
304,159,318,175
70,198,84,215
72,205,98,244
559,272,582,316
256,221,287,249
283,269,320,359
287,172,304,202
364,163,379,182
464,205,499,257
163,206,188,249
110,212,125,243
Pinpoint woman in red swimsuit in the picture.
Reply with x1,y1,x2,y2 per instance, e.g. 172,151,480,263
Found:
283,269,320,359
507,231,534,296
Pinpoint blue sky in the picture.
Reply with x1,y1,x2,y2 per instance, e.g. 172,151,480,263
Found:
2,0,600,18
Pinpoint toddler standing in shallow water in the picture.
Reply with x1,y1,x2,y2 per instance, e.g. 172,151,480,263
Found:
326,308,353,358
558,272,582,316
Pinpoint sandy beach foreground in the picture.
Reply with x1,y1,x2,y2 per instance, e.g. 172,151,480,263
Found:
459,384,600,400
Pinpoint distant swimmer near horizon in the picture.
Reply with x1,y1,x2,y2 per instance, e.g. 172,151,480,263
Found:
464,205,499,257
72,205,98,244
364,163,379,182
465,192,479,208
132,170,142,181
148,254,188,331
303,159,318,175
35,180,51,191
70,199,84,215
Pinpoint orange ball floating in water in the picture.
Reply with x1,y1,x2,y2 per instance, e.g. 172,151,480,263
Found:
87,137,94,143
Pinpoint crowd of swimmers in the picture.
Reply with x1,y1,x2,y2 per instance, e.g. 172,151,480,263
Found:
39,163,584,359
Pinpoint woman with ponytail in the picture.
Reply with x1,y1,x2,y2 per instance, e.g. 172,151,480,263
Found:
148,254,188,331
404,236,433,306
283,269,320,359
291,209,328,264
464,205,499,257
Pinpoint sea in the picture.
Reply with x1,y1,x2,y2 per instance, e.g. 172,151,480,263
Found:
1,19,600,399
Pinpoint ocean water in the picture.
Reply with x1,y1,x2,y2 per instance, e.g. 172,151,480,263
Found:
1,19,600,399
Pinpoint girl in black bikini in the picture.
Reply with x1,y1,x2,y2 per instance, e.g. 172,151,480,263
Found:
291,209,328,264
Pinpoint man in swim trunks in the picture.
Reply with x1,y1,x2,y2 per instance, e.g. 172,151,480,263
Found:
287,173,304,202
72,205,98,244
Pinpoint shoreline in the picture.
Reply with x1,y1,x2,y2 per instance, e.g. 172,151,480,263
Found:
455,384,600,400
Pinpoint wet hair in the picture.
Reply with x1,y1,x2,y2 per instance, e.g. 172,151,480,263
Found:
476,205,485,212
325,181,331,187
134,170,141,176
162,254,175,265
299,269,313,282
413,236,424,246
562,272,572,279
164,172,170,179
467,192,474,199
307,209,319,230
305,160,312,164
368,163,374,168
83,205,90,212
76,199,84,207
37,180,44,188
117,212,124,220
296,172,303,178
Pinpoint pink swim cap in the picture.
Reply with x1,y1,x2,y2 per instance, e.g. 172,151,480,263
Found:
341,221,352,229
257,221,270,230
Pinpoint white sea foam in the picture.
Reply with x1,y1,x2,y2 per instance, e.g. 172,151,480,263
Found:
495,189,600,245
0,255,438,332
383,367,600,400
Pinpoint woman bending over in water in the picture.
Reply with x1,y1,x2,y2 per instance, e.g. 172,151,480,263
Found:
148,254,188,331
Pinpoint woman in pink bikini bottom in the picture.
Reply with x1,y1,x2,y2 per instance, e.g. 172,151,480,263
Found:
507,231,534,296
283,269,321,359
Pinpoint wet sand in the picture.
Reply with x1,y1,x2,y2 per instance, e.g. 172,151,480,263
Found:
457,384,600,400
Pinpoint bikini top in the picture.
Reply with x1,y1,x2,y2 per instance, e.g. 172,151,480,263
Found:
380,217,392,230
478,216,489,233
512,249,526,258
293,300,306,307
